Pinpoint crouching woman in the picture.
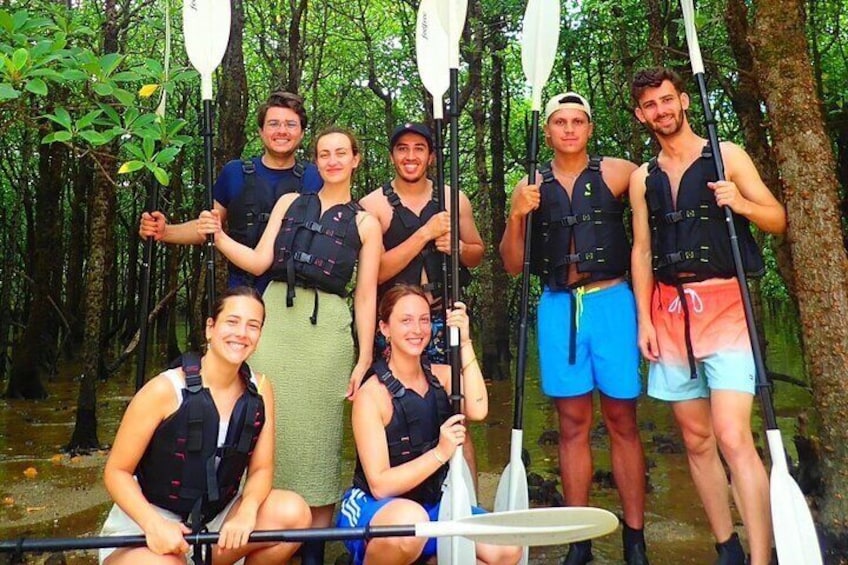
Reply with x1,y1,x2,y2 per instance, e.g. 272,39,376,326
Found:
99,286,311,564
337,284,520,565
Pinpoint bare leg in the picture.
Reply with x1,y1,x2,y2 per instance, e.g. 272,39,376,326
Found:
671,399,735,544
214,489,312,565
364,499,429,565
711,390,771,565
554,394,595,507
599,395,646,529
105,549,185,565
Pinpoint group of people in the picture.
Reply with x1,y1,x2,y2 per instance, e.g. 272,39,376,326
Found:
98,66,785,565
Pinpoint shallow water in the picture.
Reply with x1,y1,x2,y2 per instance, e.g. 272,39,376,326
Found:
0,306,812,563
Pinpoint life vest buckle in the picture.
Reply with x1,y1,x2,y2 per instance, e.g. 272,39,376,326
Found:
293,251,314,264
664,210,685,223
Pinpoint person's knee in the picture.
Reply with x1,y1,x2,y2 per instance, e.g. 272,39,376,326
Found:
556,399,593,443
497,544,523,565
368,499,429,559
713,424,755,462
680,424,716,456
259,490,312,529
601,400,640,441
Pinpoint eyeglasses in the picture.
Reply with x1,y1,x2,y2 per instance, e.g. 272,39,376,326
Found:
265,120,300,132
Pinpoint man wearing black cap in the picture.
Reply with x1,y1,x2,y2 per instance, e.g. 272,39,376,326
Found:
500,92,649,565
359,122,484,364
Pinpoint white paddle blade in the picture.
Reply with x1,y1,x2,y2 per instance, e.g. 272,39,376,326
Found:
436,0,467,68
766,430,823,564
460,457,479,506
495,429,529,512
679,0,705,75
422,507,620,547
183,0,231,100
416,0,449,120
521,0,561,111
437,453,476,564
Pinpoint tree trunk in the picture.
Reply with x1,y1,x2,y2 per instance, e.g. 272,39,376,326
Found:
7,137,65,398
752,0,848,556
476,11,510,382
68,157,116,450
216,0,247,167
64,159,89,358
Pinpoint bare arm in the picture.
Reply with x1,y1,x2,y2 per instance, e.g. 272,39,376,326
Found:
103,375,190,555
717,142,786,234
432,302,488,421
499,177,540,275
347,213,382,399
352,385,465,499
139,202,228,246
629,166,659,361
456,191,484,267
198,194,296,276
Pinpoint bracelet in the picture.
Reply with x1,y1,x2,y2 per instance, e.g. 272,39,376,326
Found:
432,449,446,465
461,355,477,372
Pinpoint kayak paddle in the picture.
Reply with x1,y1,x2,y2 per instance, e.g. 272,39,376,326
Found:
183,0,230,314
680,1,822,563
494,2,561,564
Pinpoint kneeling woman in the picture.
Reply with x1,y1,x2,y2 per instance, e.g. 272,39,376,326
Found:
338,284,520,565
100,287,311,564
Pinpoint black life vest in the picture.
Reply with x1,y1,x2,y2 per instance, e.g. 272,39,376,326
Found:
226,158,305,284
530,157,630,289
135,352,265,529
352,358,452,505
378,182,470,298
268,193,362,310
645,144,764,284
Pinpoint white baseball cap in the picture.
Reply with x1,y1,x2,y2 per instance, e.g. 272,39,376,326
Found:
544,92,592,122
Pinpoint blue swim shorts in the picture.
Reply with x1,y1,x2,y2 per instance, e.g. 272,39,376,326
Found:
336,487,485,564
537,281,641,399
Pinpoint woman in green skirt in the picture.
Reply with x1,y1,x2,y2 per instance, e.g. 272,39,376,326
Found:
198,127,382,564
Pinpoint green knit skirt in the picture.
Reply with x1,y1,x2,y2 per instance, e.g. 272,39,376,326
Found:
249,281,354,506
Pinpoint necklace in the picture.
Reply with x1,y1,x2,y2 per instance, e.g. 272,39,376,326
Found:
553,158,588,182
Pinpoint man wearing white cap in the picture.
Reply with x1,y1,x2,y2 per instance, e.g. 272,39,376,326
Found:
500,93,649,565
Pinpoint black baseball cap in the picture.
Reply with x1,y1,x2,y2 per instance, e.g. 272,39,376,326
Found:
390,122,433,150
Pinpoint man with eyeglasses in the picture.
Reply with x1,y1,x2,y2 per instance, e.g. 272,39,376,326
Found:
139,91,323,292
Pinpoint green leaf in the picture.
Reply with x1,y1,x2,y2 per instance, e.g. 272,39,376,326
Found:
112,87,134,106
61,69,88,81
11,10,27,32
25,78,47,96
11,48,28,71
52,130,72,142
125,143,146,161
118,160,144,174
112,71,140,82
79,130,107,145
152,166,170,186
48,107,72,129
0,83,20,100
154,146,181,165
0,10,12,33
76,109,103,130
142,136,154,159
98,103,122,125
99,52,123,76
92,82,113,96
28,68,64,81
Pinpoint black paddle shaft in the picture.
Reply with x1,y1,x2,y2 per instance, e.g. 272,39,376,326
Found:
692,72,777,430
0,525,417,554
434,119,450,323
514,110,541,430
202,99,216,316
134,174,160,391
448,67,462,414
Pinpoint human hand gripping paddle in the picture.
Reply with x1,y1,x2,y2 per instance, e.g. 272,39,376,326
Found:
493,2,560,565
0,507,619,556
679,2,823,563
424,1,475,564
183,0,230,315
415,0,451,339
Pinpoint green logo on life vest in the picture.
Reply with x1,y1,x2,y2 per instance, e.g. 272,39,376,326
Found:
584,183,592,197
